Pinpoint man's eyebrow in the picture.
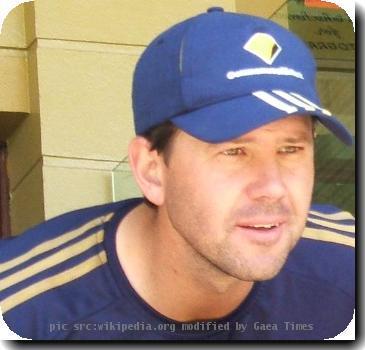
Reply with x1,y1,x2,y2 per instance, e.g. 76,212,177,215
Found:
217,132,313,146
280,134,314,143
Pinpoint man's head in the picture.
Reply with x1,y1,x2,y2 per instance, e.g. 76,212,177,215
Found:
128,8,352,281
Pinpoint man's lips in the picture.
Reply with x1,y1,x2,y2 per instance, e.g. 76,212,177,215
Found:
234,220,287,245
239,223,280,229
236,218,286,230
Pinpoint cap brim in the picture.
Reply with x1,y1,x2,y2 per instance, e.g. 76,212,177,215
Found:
171,90,353,146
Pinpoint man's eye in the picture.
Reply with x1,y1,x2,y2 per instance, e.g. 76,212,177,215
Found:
278,146,303,154
222,148,246,156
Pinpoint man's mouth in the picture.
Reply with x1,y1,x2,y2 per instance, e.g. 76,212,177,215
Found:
234,221,285,245
246,223,280,230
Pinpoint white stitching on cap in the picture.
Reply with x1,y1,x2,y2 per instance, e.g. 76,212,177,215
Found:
226,67,304,80
272,90,316,111
252,91,298,114
289,92,332,116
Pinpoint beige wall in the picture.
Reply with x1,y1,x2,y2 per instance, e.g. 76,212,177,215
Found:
2,0,245,235
0,0,299,235
236,0,287,19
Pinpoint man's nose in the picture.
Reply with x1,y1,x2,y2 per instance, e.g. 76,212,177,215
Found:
245,158,287,202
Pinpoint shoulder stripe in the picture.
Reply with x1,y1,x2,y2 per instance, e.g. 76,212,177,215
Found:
302,228,355,248
0,251,107,314
0,213,113,275
0,230,104,292
309,210,354,221
307,217,355,234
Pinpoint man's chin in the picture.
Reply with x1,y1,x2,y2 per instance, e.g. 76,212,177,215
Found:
233,268,284,282
230,253,290,282
249,267,284,282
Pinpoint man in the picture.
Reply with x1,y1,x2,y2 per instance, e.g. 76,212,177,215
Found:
0,7,354,340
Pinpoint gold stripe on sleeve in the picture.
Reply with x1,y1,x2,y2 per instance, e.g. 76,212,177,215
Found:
0,251,107,314
0,230,104,292
309,210,354,221
307,217,355,234
302,228,355,248
0,213,113,275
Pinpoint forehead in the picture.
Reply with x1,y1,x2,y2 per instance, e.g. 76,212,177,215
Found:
175,115,313,149
228,115,313,143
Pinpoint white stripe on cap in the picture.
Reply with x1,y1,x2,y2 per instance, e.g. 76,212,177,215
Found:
272,90,316,111
252,91,298,114
226,67,304,80
289,92,332,116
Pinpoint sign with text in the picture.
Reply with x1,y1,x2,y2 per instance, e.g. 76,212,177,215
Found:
287,0,354,69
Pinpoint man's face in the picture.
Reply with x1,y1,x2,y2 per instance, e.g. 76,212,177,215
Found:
161,115,315,281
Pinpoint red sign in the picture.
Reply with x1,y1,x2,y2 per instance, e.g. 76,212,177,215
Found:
304,0,341,9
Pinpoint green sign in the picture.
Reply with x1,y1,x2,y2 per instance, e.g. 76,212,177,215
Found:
287,0,355,69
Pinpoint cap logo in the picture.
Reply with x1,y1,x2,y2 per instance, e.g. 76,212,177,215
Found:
243,32,281,65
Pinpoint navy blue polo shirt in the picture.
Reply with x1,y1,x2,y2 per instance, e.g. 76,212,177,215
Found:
0,198,355,340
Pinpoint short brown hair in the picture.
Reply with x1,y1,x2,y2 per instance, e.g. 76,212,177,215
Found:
141,121,178,208
142,121,178,163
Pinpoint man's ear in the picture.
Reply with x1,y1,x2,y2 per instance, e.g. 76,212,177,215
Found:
128,136,165,206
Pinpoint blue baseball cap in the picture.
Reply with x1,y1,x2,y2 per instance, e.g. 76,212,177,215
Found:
132,7,353,145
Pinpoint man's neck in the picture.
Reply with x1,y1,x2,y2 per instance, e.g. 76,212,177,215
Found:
115,202,254,322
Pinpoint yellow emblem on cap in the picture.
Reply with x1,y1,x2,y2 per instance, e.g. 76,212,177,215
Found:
243,33,282,65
